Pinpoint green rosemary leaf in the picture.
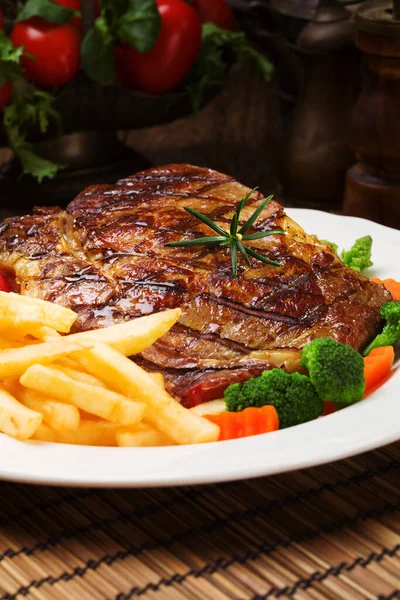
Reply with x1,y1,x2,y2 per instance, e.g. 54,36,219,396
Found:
236,240,251,267
246,246,282,267
242,229,285,241
165,235,227,247
239,194,274,235
164,188,284,277
184,206,228,236
230,241,238,278
230,210,238,236
234,187,258,221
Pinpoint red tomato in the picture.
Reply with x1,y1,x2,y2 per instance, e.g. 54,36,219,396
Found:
192,0,235,29
11,17,81,88
0,9,4,29
0,274,9,292
52,0,82,31
115,0,202,94
0,83,12,111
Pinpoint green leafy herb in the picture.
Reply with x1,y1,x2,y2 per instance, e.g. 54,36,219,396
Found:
117,0,161,52
0,31,24,86
0,31,63,182
81,0,160,84
185,23,274,113
3,86,63,182
341,235,373,273
318,235,373,273
165,189,284,277
81,15,116,85
18,0,79,24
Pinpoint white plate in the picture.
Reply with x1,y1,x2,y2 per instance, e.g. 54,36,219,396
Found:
1,209,399,488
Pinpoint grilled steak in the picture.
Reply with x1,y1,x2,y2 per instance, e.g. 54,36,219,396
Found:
0,164,390,405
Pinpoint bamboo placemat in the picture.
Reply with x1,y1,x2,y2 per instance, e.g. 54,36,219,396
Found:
0,444,398,599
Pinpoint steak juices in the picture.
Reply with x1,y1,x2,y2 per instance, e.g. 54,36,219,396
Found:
0,164,389,406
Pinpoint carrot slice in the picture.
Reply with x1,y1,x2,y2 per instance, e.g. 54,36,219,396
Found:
205,405,279,441
363,346,395,392
371,278,400,301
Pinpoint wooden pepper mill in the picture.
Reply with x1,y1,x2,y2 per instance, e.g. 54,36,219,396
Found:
343,0,400,226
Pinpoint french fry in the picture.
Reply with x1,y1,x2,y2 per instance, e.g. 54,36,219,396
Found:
53,364,107,388
18,387,80,431
34,420,119,446
0,292,76,333
30,332,98,380
56,420,119,446
0,336,25,349
64,308,181,356
0,339,93,378
2,377,21,396
117,423,174,447
55,357,86,371
0,386,42,440
32,423,58,443
74,343,220,445
21,365,146,426
31,325,61,341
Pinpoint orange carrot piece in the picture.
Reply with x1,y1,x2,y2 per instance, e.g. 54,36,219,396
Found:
205,405,279,441
363,346,395,392
371,278,400,301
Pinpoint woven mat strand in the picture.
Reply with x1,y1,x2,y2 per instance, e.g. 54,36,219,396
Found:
0,444,399,600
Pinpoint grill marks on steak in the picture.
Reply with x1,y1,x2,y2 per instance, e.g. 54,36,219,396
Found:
0,164,390,403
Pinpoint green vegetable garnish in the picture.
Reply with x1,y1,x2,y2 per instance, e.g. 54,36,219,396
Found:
0,31,62,182
3,86,63,183
301,337,365,406
165,188,285,277
364,300,400,356
224,369,323,429
0,30,24,87
341,235,373,273
319,235,373,273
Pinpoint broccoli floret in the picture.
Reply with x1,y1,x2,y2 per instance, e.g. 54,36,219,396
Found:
363,301,400,356
301,337,365,406
340,235,373,273
224,369,323,429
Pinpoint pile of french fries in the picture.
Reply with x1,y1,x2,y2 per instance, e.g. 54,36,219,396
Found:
0,292,220,447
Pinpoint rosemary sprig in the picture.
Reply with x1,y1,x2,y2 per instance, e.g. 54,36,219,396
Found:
165,188,285,277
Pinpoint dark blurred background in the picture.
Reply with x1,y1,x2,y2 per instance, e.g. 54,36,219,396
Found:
1,0,400,226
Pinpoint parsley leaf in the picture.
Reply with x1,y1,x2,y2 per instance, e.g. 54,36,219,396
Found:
3,86,63,182
0,31,24,86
